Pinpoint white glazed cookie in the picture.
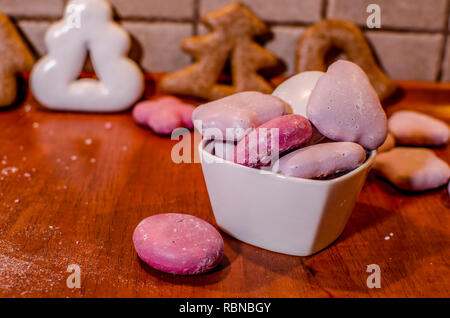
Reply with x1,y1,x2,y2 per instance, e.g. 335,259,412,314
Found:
30,0,144,112
272,71,324,118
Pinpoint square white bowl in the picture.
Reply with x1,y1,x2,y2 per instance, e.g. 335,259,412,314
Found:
199,142,376,256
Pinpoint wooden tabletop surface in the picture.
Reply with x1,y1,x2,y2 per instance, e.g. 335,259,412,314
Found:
0,76,449,298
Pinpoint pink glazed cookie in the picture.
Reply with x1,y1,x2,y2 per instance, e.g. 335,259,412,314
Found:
192,91,289,142
133,96,195,135
133,213,224,275
373,147,450,191
307,60,387,150
234,114,312,168
275,142,366,179
388,110,450,146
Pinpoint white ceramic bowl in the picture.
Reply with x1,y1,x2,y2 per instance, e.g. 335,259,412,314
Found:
199,142,376,256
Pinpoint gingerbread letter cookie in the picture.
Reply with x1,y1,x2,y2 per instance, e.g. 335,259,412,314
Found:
160,2,277,101
0,12,35,108
296,19,396,101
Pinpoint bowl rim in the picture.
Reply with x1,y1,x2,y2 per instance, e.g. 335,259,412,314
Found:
198,140,376,186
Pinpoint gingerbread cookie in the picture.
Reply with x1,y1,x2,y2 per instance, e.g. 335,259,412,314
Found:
377,132,395,153
296,19,396,101
373,148,450,191
0,12,35,108
160,2,277,101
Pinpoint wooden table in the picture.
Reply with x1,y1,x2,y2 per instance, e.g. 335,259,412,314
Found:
0,76,449,298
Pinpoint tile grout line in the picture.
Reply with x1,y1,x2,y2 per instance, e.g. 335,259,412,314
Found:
10,16,196,23
267,21,444,34
437,0,450,82
193,0,200,36
321,0,329,19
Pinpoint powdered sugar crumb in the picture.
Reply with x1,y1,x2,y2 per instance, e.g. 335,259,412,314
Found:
2,167,18,176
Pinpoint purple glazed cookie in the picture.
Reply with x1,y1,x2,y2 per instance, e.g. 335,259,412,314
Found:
133,213,224,275
306,60,387,150
274,142,366,179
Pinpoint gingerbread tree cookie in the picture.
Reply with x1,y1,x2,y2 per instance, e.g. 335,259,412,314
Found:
160,2,278,101
0,12,35,108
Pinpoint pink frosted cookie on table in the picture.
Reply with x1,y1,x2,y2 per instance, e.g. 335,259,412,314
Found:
133,213,224,275
133,96,195,135
306,60,387,150
373,147,450,191
274,142,366,179
234,114,312,168
388,110,450,146
192,91,289,142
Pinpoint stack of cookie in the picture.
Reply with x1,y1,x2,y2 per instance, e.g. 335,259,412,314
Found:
194,60,387,180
